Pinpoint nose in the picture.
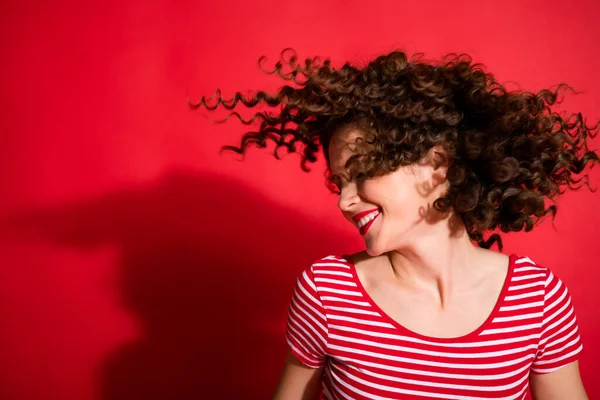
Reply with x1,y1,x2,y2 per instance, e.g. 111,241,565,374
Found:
337,185,360,213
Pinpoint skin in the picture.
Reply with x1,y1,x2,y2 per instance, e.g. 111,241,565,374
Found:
272,127,587,399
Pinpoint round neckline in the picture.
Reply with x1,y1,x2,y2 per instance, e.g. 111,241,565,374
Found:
342,252,516,343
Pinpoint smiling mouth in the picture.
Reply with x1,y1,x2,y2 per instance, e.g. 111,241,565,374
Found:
356,209,380,235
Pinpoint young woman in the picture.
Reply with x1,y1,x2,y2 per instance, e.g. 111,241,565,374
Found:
192,49,598,399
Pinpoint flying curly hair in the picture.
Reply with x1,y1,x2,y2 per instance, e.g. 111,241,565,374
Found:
189,48,600,250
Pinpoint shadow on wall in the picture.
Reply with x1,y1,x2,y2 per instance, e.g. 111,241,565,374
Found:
8,168,352,400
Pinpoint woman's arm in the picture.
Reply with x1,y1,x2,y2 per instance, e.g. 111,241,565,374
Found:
275,263,329,399
271,350,324,400
530,361,587,400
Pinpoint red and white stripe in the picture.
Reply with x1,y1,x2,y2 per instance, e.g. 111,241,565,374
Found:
285,254,582,399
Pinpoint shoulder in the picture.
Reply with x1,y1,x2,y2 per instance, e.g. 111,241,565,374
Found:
303,254,353,275
291,255,362,302
510,254,577,308
510,254,568,286
312,254,353,266
510,253,550,279
293,255,353,288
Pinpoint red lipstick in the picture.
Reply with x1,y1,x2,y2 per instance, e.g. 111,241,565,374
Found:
352,208,380,223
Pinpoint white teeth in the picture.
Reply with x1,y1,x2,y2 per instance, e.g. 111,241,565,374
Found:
357,210,380,228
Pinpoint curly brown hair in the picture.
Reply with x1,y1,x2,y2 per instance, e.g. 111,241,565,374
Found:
190,48,600,250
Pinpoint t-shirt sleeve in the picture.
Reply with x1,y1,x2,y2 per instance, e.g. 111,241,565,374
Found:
531,269,583,374
285,266,329,368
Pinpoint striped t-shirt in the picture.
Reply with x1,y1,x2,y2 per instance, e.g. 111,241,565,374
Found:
285,253,583,399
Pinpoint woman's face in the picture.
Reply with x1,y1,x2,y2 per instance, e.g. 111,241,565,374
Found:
328,128,449,256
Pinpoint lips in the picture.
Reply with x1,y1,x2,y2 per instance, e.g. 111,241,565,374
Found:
352,208,380,223
352,208,381,236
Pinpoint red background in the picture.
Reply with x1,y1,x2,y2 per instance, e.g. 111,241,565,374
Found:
1,1,599,399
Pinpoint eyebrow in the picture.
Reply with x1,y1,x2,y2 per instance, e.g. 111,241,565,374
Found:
329,173,348,184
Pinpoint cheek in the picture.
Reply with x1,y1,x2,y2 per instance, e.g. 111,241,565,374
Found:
363,179,424,230
362,178,406,211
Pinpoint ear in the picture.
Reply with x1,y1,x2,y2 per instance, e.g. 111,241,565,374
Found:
414,146,450,197
425,145,448,174
427,145,449,200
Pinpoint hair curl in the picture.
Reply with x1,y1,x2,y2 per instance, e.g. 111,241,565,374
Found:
190,48,600,250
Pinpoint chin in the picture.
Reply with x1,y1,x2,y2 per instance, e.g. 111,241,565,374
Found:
364,240,387,257
365,248,382,257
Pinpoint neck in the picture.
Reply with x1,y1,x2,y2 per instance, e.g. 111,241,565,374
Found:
385,215,481,307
